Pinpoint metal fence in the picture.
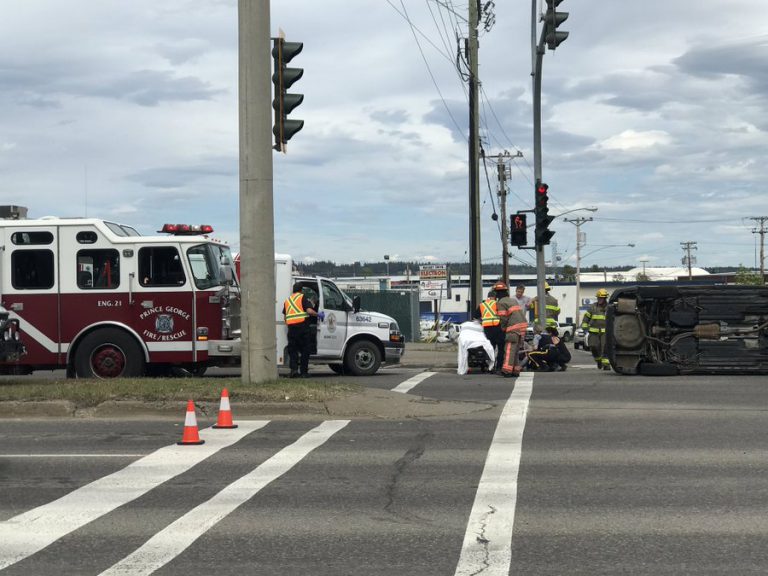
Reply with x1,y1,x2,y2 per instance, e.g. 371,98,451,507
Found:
344,288,421,342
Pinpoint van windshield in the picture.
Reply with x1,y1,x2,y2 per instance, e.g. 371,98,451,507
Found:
187,243,238,290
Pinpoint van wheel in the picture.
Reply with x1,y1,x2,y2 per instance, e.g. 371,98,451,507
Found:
74,328,145,379
328,363,345,375
344,340,381,376
562,331,572,342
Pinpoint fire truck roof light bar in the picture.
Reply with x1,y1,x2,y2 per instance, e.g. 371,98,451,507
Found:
159,224,214,235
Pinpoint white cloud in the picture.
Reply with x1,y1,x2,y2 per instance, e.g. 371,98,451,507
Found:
0,0,765,269
596,130,672,151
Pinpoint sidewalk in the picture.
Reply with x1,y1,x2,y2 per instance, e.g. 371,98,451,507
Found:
398,342,458,370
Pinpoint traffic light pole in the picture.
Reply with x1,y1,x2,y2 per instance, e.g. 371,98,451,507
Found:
532,24,548,329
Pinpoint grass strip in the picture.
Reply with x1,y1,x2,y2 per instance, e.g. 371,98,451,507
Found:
0,377,361,407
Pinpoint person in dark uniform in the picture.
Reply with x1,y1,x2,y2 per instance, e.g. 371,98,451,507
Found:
283,283,324,378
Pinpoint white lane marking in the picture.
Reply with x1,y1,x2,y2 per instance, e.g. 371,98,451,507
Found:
0,421,269,571
99,420,350,576
454,372,534,576
391,371,436,394
0,454,145,458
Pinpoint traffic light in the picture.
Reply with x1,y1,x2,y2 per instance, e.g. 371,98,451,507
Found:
511,213,528,247
535,181,555,245
544,0,569,50
272,37,304,152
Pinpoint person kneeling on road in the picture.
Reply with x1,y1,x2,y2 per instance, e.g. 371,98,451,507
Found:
526,326,570,371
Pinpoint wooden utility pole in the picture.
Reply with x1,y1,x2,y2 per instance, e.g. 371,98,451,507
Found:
238,0,278,383
751,217,767,284
497,156,509,282
468,0,482,312
680,241,698,281
564,216,592,326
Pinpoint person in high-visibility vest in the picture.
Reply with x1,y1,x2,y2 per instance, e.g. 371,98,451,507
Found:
283,283,324,378
476,289,503,372
581,288,610,370
531,281,560,327
495,282,529,378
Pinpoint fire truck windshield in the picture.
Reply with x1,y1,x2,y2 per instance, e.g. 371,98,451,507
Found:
186,243,237,290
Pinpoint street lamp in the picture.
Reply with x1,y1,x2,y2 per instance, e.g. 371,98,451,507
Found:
581,243,636,260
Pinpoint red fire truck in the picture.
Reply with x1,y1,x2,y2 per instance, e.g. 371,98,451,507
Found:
0,207,239,377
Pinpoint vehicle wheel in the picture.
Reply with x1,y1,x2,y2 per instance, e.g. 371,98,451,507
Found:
562,331,572,342
328,363,345,375
343,340,382,376
574,342,580,350
74,328,145,379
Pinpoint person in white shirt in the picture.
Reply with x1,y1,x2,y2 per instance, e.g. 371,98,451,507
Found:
513,284,532,314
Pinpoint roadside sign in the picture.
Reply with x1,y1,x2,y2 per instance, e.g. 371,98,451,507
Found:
419,265,451,301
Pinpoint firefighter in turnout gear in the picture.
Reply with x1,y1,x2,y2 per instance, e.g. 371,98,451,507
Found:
477,289,504,372
494,282,528,378
531,282,561,327
283,283,324,378
582,288,611,370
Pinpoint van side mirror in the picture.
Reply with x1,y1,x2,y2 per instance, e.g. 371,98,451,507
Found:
219,264,233,286
353,296,361,314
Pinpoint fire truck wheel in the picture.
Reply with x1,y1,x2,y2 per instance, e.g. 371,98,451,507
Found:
74,328,146,379
343,340,381,376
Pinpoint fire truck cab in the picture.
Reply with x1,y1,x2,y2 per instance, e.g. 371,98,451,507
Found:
0,207,239,377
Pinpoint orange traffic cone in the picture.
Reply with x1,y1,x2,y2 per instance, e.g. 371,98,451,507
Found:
178,400,205,445
212,388,238,429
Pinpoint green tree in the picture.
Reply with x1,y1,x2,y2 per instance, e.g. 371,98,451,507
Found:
735,265,763,285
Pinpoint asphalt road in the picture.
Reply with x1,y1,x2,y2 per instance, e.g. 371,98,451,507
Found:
2,351,768,575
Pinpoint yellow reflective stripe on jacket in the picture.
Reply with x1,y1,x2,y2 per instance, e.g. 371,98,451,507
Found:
480,299,500,327
588,327,606,333
284,293,309,325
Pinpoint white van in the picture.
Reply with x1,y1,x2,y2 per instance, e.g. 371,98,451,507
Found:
234,254,404,375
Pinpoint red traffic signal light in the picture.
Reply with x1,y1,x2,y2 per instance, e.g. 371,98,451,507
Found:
535,181,555,246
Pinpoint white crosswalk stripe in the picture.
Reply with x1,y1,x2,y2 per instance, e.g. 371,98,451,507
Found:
454,372,534,575
99,420,350,576
0,421,269,571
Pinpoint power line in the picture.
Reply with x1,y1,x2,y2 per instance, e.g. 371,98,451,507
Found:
391,0,465,137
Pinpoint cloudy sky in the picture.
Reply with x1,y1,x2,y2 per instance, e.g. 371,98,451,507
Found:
1,1,767,271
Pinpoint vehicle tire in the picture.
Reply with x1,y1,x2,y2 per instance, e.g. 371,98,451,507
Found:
74,328,145,379
343,340,382,376
562,331,572,342
328,363,345,375
638,362,678,376
573,342,580,350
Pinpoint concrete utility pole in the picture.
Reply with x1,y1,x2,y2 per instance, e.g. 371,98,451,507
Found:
680,241,698,281
468,0,482,312
750,217,767,284
564,216,592,326
238,0,278,383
